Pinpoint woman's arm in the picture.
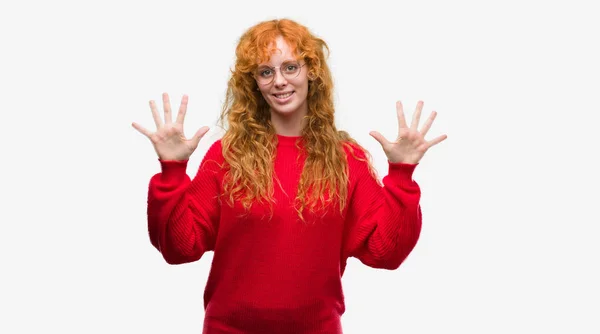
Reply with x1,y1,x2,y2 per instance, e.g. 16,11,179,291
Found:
343,100,445,269
147,141,223,265
343,151,422,270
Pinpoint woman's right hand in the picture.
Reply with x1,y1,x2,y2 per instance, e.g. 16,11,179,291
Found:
132,93,209,161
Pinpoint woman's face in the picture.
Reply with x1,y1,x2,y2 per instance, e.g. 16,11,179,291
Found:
256,36,309,120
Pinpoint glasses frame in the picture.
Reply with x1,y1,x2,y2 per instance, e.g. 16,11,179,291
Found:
254,61,307,86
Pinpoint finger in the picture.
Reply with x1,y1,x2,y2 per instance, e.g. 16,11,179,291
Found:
420,111,437,137
149,100,163,128
426,134,448,148
369,131,389,147
411,100,424,131
396,101,408,131
191,126,210,148
163,92,172,124
176,94,189,125
131,122,152,138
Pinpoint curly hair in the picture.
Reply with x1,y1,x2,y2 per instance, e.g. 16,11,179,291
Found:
218,18,376,221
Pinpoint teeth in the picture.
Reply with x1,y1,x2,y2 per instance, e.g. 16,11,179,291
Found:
275,92,293,98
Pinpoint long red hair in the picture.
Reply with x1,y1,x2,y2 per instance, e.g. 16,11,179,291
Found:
218,18,376,220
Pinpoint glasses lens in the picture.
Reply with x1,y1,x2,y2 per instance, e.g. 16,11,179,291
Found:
256,66,274,85
281,62,301,79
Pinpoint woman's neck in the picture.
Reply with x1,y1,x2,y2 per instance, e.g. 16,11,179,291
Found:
270,109,307,136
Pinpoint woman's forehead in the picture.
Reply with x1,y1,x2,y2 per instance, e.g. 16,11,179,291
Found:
257,37,299,63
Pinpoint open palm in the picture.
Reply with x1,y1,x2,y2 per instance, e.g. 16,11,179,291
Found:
370,100,447,164
132,93,209,161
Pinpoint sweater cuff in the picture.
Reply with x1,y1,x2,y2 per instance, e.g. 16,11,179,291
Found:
388,162,417,182
158,159,189,183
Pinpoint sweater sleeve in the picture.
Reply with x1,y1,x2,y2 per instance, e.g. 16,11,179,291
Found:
147,141,223,265
343,148,422,270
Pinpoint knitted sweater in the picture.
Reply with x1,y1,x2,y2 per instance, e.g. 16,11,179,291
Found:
147,134,422,333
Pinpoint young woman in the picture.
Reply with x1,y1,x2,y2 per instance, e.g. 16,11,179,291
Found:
132,18,446,334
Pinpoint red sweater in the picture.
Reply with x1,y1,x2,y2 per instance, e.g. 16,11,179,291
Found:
147,134,422,333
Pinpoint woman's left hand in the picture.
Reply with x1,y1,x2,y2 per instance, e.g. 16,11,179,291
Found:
370,100,447,164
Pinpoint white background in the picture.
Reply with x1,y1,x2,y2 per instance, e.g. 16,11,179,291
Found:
1,0,599,333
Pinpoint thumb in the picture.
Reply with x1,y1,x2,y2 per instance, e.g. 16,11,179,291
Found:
369,131,387,147
191,126,210,148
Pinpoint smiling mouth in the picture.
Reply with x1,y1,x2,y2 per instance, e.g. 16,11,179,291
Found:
273,92,294,99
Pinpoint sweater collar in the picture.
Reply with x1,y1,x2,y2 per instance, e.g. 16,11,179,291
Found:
276,134,303,147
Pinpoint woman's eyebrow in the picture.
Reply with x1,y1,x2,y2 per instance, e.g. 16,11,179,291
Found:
259,59,299,67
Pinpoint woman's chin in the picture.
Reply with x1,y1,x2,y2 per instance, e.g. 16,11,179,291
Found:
270,105,300,117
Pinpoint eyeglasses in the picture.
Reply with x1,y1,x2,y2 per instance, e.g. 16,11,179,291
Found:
254,61,306,85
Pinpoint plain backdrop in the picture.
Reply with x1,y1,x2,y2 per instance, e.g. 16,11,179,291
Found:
1,0,599,333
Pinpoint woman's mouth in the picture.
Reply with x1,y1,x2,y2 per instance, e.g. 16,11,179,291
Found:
272,91,294,103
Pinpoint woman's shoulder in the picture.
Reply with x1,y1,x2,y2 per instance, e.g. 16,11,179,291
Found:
201,138,224,158
340,139,370,162
340,138,380,181
198,138,226,172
